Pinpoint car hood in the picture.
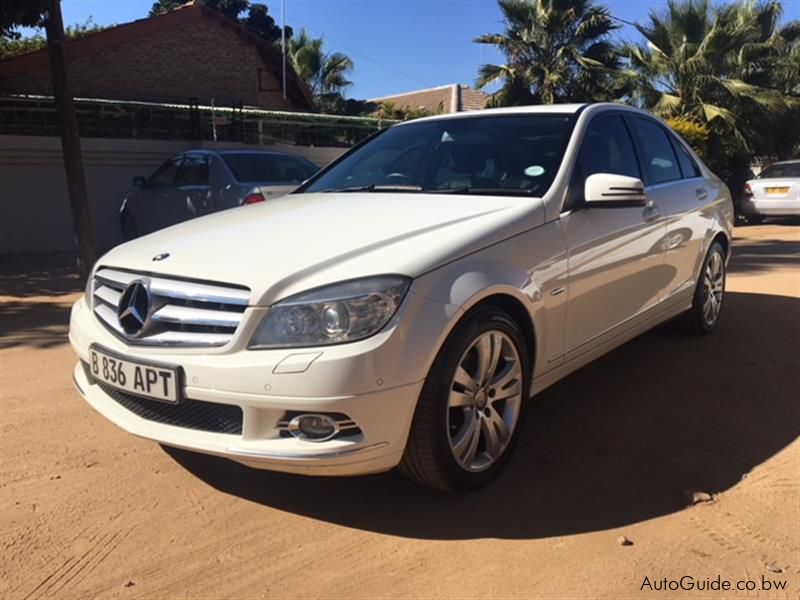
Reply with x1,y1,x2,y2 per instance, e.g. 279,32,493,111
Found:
98,192,536,305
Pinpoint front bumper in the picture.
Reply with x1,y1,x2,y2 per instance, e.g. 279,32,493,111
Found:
69,290,456,476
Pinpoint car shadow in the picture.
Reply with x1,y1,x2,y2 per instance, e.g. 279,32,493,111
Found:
728,236,800,275
165,290,800,540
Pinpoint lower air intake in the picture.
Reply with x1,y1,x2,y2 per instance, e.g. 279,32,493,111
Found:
97,381,243,435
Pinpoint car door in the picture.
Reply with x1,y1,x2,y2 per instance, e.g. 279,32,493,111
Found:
561,112,669,357
127,155,182,235
627,116,709,306
171,152,212,222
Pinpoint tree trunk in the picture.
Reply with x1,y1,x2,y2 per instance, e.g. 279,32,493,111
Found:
44,0,96,282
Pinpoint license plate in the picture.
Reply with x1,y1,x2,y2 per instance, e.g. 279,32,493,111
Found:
766,187,790,195
88,345,181,404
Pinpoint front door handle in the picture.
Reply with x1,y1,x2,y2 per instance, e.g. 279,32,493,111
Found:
643,202,661,221
696,188,708,200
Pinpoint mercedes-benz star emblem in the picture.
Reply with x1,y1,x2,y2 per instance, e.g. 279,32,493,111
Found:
152,253,170,262
117,280,151,336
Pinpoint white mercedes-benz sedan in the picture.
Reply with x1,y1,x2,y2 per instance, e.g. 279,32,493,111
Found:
70,103,734,491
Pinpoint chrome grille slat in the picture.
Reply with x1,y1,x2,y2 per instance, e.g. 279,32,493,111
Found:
92,267,251,347
152,305,243,328
149,280,250,306
94,285,122,308
95,303,124,333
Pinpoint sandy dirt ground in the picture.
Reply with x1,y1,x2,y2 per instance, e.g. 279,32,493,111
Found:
1,224,798,599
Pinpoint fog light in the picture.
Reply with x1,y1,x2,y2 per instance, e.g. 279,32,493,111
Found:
288,414,338,441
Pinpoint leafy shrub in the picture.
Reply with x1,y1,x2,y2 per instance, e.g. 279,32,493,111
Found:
666,117,710,161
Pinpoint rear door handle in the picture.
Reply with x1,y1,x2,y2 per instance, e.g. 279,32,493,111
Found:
696,188,708,200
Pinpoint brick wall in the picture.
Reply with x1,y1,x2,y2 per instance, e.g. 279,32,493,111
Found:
0,19,294,110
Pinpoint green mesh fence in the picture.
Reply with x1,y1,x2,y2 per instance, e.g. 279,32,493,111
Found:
0,95,395,147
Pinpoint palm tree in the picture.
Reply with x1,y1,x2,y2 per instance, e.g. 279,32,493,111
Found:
626,0,791,149
475,0,629,105
289,29,354,99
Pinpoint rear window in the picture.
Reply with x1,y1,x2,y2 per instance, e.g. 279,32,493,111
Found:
222,154,317,183
630,117,681,184
758,163,800,179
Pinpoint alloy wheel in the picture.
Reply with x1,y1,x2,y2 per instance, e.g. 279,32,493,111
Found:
702,251,725,326
446,330,523,472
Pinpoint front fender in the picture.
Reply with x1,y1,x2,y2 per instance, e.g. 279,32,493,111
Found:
411,221,569,379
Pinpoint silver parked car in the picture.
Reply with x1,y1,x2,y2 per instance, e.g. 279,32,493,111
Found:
120,150,319,239
740,159,800,224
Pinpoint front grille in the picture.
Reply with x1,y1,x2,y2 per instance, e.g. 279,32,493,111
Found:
90,267,250,347
97,381,243,435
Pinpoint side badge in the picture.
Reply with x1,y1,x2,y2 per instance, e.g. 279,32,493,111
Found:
152,253,170,262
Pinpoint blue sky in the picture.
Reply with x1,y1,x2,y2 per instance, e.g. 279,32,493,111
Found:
45,0,800,98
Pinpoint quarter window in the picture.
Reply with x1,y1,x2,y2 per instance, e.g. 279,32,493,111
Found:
630,118,681,184
672,137,701,178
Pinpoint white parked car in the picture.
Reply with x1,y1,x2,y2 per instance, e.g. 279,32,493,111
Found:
740,159,800,223
70,103,734,491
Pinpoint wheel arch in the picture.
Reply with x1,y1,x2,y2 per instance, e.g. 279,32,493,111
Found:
426,289,539,387
475,293,537,374
712,231,730,259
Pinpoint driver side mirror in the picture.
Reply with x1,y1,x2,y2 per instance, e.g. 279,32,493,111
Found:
132,176,146,189
585,173,646,206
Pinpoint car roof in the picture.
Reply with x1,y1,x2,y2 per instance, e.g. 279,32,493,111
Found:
393,102,652,126
181,149,310,159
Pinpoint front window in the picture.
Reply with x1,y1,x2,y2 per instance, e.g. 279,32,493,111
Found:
301,114,574,196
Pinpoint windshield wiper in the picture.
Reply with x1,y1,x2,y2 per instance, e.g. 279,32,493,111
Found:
324,184,423,193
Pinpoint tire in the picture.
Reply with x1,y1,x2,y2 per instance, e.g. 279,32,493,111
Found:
679,241,726,335
120,210,139,241
400,305,531,492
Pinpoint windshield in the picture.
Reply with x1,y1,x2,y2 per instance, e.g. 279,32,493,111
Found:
301,114,574,196
758,163,800,179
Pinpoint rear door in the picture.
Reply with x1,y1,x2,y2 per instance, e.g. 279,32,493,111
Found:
561,112,668,356
627,116,712,305
173,152,212,219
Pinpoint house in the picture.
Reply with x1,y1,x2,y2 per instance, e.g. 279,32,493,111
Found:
369,84,488,114
0,1,314,111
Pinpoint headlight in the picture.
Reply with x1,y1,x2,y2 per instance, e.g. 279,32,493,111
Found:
249,275,411,349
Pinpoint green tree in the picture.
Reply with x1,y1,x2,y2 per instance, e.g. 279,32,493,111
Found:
627,0,798,193
475,0,630,105
289,29,354,100
626,1,793,146
0,17,108,58
149,0,289,43
1,0,96,280
375,101,439,121
150,0,248,20
243,3,292,44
